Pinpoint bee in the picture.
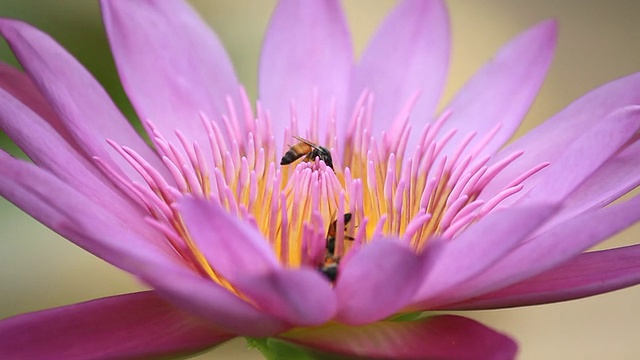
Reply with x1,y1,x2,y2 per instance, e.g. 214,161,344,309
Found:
319,213,354,282
319,255,340,282
280,136,334,170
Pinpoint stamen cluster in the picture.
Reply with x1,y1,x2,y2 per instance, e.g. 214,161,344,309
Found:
98,89,547,285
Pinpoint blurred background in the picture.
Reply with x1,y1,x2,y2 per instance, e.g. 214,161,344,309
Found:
1,0,640,358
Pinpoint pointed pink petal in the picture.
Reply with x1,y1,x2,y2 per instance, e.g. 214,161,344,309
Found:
0,87,142,217
335,239,427,325
139,261,290,337
237,268,337,327
412,204,558,306
259,0,352,148
0,62,74,144
179,197,279,273
0,157,269,338
0,173,290,337
514,106,640,205
0,152,173,274
439,20,557,159
485,71,640,198
434,194,640,309
553,140,640,223
178,197,336,326
101,0,239,159
355,0,449,147
0,19,162,182
451,244,640,310
0,291,232,360
280,315,517,360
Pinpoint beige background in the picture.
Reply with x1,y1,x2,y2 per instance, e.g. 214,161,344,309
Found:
1,1,640,359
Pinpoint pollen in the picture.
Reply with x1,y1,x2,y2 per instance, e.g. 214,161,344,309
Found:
96,87,548,286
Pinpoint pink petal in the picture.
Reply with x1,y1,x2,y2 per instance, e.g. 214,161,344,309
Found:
514,106,640,205
484,71,640,198
439,20,557,159
259,0,352,148
552,140,640,224
335,239,428,325
434,194,640,309
0,62,74,144
451,244,640,310
0,291,232,360
280,315,517,360
139,261,291,337
238,269,337,326
0,152,172,274
101,0,239,161
412,204,558,307
176,198,278,273
178,197,336,326
0,87,142,218
0,19,162,182
1,158,290,337
354,0,449,148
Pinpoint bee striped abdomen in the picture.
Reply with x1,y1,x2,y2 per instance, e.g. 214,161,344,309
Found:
280,142,313,165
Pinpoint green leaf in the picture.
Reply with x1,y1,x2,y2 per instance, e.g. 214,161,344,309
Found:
248,337,361,360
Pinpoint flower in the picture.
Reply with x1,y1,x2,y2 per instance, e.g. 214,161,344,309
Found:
1,0,640,359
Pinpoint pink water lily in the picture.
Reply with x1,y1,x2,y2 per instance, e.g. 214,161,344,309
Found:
2,0,640,359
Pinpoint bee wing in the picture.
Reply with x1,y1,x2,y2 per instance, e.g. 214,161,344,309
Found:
292,135,320,150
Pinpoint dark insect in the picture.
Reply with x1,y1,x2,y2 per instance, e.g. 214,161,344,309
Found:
280,136,334,170
319,256,339,282
319,213,354,282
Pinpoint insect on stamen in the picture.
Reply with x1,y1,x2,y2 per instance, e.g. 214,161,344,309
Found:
280,136,334,170
320,213,354,282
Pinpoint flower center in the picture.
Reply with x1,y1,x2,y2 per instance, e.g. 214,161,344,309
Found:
97,89,548,285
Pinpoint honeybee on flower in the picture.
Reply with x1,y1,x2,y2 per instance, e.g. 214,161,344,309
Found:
1,1,640,359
